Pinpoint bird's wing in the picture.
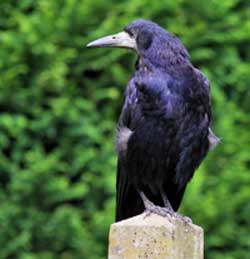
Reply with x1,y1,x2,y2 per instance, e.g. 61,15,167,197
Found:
116,77,145,221
133,69,212,199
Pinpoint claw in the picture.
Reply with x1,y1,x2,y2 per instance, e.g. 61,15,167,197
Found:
143,209,152,219
175,213,192,224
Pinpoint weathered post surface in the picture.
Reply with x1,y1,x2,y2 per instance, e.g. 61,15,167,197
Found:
108,213,203,259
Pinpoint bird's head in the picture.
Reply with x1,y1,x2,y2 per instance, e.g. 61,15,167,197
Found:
87,19,189,69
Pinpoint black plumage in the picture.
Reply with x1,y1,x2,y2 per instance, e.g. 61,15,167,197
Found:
87,19,219,222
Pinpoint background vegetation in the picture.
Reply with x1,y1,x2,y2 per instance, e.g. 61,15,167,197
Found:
0,0,249,258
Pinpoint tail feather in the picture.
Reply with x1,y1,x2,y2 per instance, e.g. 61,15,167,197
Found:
116,161,144,222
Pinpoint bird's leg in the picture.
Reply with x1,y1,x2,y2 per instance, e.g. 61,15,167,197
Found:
138,191,172,220
160,189,174,212
160,188,192,224
139,191,155,209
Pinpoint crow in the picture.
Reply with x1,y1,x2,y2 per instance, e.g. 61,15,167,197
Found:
87,19,219,222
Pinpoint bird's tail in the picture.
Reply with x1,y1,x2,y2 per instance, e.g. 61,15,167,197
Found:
115,161,144,222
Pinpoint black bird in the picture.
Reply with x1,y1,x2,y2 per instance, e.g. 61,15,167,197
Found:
87,19,219,222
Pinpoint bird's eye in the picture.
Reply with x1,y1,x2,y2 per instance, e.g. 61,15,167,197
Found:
136,31,153,50
129,31,134,37
124,28,134,37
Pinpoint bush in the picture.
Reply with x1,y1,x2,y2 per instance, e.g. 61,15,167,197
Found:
0,0,249,258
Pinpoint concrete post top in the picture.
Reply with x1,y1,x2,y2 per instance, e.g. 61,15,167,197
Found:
108,213,204,259
113,212,202,229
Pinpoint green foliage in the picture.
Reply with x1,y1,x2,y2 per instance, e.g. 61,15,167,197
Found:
0,0,249,258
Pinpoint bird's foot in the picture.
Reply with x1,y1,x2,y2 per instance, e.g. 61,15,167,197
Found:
144,205,192,224
139,191,192,224
144,204,174,221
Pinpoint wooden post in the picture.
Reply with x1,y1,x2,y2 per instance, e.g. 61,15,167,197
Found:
108,213,203,259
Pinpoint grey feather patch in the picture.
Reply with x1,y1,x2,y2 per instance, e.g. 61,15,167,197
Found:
116,127,133,154
208,128,220,150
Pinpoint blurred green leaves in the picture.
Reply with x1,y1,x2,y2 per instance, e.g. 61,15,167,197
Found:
0,0,249,258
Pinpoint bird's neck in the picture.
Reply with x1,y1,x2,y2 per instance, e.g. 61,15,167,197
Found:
136,53,193,79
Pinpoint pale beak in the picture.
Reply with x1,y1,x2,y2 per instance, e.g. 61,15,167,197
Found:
86,31,136,50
